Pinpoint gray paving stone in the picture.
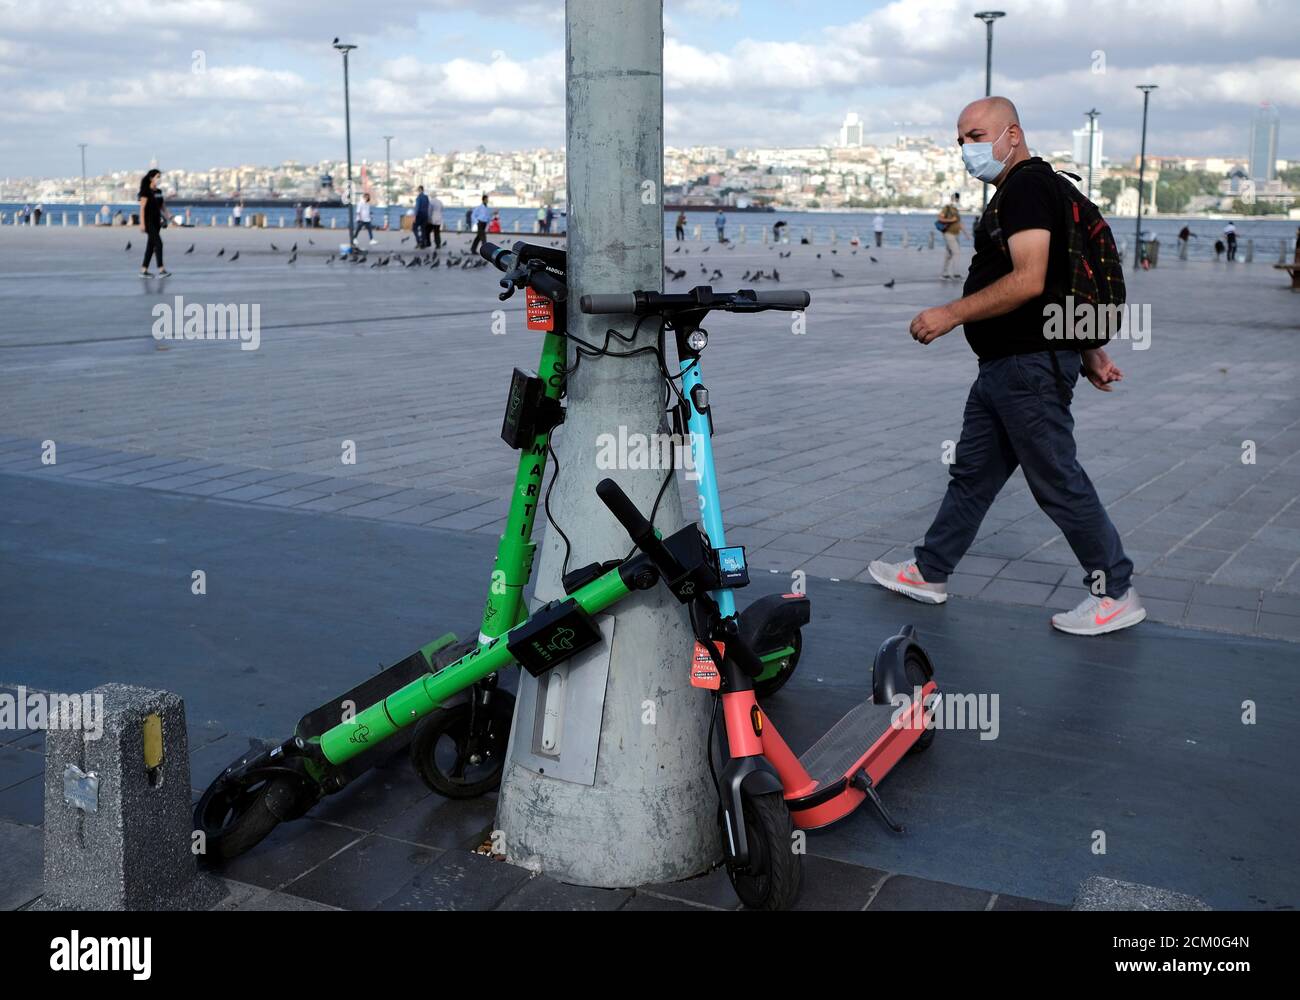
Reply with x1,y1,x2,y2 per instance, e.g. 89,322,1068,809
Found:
1190,583,1262,610
1183,603,1258,633
213,482,290,502
866,874,993,911
257,489,328,508
978,578,1055,606
1257,613,1300,641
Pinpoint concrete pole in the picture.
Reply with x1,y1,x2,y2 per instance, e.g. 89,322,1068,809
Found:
496,0,715,887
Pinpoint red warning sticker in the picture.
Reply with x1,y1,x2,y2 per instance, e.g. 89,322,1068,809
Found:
690,641,722,690
526,286,555,331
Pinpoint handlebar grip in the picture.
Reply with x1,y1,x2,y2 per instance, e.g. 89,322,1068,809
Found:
749,290,811,309
530,268,568,304
580,293,638,315
479,240,506,264
595,478,681,577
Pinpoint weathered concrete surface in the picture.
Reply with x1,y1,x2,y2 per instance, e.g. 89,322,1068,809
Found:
1073,875,1211,911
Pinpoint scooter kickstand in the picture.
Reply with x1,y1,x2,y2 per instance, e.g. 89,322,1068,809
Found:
852,771,905,833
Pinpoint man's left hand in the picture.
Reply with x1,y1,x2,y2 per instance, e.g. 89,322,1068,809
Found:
910,305,959,345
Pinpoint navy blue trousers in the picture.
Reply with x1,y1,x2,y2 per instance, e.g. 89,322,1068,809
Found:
914,351,1132,599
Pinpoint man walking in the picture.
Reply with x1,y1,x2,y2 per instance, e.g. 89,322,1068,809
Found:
1223,222,1238,261
938,193,963,280
873,212,885,247
867,96,1144,636
715,209,727,243
470,194,491,256
413,185,431,248
428,191,444,249
354,192,376,245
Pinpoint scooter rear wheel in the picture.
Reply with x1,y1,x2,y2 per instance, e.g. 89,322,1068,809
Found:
726,790,802,910
409,691,516,799
194,770,309,863
906,648,936,753
753,629,802,699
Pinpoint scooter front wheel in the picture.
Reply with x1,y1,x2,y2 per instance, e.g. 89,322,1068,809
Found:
906,648,936,754
194,769,311,863
726,790,802,910
409,691,516,799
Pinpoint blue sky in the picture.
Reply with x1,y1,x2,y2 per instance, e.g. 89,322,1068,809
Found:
0,0,1295,178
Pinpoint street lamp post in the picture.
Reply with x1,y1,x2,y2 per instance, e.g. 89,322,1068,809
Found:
77,143,88,208
383,134,394,230
974,11,1006,210
333,39,358,244
1134,84,1157,271
1084,109,1099,202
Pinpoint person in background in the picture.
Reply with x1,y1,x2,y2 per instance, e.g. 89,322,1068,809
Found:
470,194,491,255
33,203,44,225
294,202,304,228
428,191,444,249
545,204,555,234
938,193,964,280
773,219,788,243
488,211,502,234
873,212,885,247
303,203,314,228
1177,225,1196,260
715,209,726,243
1223,221,1238,261
1213,238,1225,260
870,95,1142,637
233,201,243,226
675,211,687,242
413,185,431,248
137,168,177,277
537,204,548,234
354,192,376,245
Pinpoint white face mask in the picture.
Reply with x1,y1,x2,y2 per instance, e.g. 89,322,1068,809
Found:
961,125,1011,183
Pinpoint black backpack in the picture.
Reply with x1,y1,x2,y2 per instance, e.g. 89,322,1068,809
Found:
989,162,1126,350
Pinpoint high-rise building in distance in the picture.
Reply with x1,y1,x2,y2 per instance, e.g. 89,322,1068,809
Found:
1071,118,1104,171
1249,102,1280,181
839,112,864,148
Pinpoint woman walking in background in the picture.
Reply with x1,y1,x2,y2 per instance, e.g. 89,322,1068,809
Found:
138,169,176,277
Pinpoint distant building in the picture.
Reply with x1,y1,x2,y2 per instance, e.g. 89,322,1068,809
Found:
1250,102,1280,181
839,112,864,148
1071,118,1103,171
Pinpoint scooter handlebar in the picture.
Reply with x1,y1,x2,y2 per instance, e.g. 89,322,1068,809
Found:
747,289,810,309
595,478,680,576
480,240,568,303
580,293,638,315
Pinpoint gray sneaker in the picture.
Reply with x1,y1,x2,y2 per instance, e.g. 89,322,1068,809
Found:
867,560,948,605
1051,588,1146,636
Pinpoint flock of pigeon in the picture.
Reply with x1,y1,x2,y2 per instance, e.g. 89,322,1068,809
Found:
123,235,900,287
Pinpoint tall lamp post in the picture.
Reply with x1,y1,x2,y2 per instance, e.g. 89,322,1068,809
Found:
1084,108,1099,201
974,10,1006,210
333,39,358,244
1134,84,1157,271
77,143,88,208
383,134,394,230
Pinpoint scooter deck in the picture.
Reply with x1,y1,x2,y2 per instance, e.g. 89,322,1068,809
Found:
797,698,899,788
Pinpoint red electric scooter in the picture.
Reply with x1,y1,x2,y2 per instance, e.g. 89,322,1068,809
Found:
595,478,936,909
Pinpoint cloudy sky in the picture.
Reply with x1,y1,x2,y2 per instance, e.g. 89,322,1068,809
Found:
0,0,1296,178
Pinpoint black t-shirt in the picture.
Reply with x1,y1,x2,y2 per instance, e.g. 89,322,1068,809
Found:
962,157,1071,360
142,189,165,231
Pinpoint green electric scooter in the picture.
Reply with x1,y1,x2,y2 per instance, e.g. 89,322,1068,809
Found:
195,240,805,860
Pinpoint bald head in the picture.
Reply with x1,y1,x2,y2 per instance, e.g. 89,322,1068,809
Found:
958,96,1028,185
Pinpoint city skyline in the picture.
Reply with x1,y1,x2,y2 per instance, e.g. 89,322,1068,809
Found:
1,0,1297,180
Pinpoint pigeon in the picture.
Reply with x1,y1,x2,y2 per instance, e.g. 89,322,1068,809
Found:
291,243,298,253
326,254,335,264
287,252,297,264
663,265,676,276
772,268,781,282
742,270,750,280
308,238,315,245
670,268,687,281
832,269,844,278
884,279,895,288
401,236,410,244
701,246,709,253
710,269,723,281
229,250,240,261
185,244,195,254
779,250,791,258
831,249,838,254
816,253,822,259
869,256,878,263
270,242,278,251
217,248,225,257
673,246,681,254
124,241,132,251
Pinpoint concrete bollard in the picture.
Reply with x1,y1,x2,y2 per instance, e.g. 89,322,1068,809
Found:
78,212,84,226
902,230,909,247
1245,239,1253,263
693,224,701,240
928,230,935,249
37,683,225,911
830,228,837,244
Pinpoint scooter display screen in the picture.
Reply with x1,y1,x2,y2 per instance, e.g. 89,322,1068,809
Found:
715,546,749,588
